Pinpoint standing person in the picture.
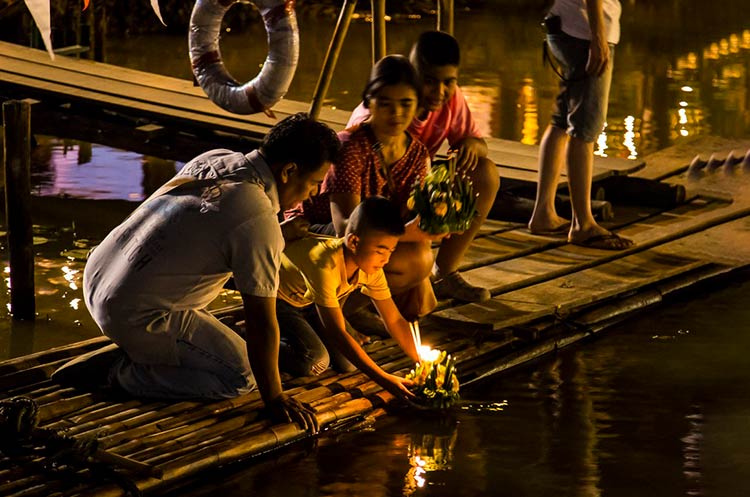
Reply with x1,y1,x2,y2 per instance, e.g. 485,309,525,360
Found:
79,113,340,432
528,0,634,250
276,196,418,401
291,54,442,321
347,31,500,303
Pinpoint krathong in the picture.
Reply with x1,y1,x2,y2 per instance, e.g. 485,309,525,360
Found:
405,322,460,409
407,155,478,234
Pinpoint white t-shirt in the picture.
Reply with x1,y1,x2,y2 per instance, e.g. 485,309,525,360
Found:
551,0,622,45
84,149,284,329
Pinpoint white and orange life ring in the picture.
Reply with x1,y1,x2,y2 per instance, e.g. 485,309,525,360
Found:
189,0,299,115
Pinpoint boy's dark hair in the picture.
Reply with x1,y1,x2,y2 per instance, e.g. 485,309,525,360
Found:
409,30,460,70
362,54,422,109
260,113,341,174
346,196,406,237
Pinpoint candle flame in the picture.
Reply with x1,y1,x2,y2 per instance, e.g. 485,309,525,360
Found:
418,345,440,363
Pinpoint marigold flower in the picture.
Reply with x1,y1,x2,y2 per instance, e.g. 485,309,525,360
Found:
434,202,448,217
407,195,416,211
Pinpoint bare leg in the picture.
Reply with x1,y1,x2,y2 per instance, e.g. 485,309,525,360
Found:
528,125,570,234
384,241,436,319
565,136,633,249
384,241,433,294
566,136,605,240
434,157,499,276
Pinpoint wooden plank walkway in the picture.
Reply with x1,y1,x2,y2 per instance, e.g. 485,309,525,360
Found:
0,41,643,187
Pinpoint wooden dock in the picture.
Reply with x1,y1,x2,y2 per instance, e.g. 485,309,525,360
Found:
2,41,750,496
0,41,642,186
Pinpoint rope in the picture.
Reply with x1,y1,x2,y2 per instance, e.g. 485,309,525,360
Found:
0,396,142,496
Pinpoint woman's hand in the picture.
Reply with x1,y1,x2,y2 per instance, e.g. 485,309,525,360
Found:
265,392,319,434
280,216,310,242
404,216,451,243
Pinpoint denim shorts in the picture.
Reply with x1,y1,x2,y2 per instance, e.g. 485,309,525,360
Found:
547,32,615,143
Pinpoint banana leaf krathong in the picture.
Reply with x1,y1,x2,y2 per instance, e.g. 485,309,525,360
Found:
406,322,460,409
407,156,478,234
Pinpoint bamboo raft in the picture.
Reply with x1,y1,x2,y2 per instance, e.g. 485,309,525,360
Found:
2,135,750,496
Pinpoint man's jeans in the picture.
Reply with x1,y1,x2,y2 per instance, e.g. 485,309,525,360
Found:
107,308,256,400
276,299,355,376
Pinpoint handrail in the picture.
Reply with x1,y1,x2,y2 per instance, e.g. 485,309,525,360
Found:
437,0,455,35
371,0,386,64
309,0,455,120
309,0,357,120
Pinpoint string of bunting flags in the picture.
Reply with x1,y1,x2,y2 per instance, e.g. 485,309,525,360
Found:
21,0,165,59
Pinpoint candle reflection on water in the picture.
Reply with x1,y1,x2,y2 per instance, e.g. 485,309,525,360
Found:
403,419,458,495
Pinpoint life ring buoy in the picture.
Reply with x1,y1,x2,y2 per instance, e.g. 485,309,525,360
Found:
189,0,299,116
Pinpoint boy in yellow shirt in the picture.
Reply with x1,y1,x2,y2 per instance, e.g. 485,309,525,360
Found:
277,196,419,400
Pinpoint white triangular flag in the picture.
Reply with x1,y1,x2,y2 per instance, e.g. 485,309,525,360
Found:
23,0,55,59
150,0,167,26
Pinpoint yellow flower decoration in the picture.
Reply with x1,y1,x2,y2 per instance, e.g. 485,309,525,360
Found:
407,195,416,211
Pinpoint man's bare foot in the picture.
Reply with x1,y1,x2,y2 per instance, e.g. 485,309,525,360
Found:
528,217,571,236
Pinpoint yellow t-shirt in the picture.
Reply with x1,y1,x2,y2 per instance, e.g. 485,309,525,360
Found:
278,236,391,308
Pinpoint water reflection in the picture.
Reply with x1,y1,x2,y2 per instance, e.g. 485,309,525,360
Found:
403,417,459,494
31,136,181,201
0,216,247,360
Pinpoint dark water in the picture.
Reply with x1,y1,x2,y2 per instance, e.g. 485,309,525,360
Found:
1,2,749,495
166,276,750,497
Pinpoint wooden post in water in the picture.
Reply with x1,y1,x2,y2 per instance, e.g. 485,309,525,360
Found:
2,101,36,320
371,0,386,64
309,0,357,120
437,0,455,35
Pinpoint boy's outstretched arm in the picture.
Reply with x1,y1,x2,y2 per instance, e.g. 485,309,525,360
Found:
371,297,420,363
242,294,319,433
315,305,414,400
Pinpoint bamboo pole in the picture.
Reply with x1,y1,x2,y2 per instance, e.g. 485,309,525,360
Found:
61,400,144,426
0,361,69,391
2,100,35,320
0,337,110,376
138,417,262,465
371,0,386,64
309,0,357,120
113,417,224,456
30,386,81,405
37,393,102,423
3,381,57,400
436,0,455,35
